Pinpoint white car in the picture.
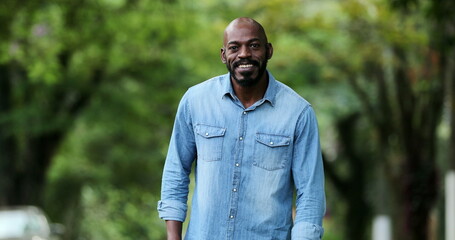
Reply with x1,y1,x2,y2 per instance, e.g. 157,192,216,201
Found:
0,206,57,240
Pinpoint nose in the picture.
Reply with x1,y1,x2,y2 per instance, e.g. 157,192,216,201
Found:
238,46,252,58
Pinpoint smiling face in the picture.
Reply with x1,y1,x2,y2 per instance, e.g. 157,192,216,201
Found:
221,18,273,87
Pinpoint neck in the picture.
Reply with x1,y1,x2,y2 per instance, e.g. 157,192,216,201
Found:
231,74,269,109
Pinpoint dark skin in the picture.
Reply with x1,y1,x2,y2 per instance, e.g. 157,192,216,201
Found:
165,220,182,240
221,17,273,108
165,17,273,240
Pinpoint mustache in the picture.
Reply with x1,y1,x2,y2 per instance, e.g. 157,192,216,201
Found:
233,60,259,68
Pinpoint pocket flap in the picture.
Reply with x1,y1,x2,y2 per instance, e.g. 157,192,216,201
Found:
195,124,226,138
256,133,290,147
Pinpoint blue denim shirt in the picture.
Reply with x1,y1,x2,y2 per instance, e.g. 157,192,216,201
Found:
158,72,325,240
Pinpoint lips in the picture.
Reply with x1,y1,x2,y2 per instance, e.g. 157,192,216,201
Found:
234,61,258,72
238,64,254,68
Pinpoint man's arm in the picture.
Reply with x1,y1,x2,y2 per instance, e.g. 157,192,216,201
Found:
158,93,196,236
166,220,183,240
291,106,326,240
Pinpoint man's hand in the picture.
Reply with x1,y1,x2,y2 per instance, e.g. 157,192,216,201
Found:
166,220,183,240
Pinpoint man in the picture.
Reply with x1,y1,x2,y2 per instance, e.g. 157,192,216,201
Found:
158,17,325,240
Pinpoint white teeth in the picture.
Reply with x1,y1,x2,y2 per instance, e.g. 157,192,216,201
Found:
238,64,253,68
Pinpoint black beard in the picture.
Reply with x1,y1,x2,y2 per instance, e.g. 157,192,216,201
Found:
227,59,268,87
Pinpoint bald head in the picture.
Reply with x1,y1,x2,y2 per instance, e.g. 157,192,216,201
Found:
223,18,269,46
220,17,273,88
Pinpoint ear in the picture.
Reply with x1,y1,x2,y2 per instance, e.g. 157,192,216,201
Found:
266,43,273,60
220,47,227,64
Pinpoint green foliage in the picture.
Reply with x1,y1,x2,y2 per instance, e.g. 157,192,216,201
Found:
1,0,450,238
79,186,165,240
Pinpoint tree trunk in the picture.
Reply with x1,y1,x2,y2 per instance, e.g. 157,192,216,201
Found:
323,112,372,240
395,155,437,240
0,63,12,205
0,60,100,206
449,48,455,171
389,44,442,240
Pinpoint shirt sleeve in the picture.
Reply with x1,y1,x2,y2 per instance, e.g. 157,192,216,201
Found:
157,92,196,222
291,106,326,240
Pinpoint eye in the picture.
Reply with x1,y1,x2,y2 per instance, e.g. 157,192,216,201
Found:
228,46,238,51
250,43,260,48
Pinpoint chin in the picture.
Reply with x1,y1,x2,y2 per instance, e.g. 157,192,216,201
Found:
235,77,260,87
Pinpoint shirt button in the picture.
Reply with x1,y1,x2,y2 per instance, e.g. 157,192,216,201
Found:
239,137,243,141
235,163,239,167
243,111,247,115
270,141,274,145
205,133,209,136
230,215,234,219
233,188,237,192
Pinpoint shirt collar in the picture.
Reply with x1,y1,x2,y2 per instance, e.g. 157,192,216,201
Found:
221,71,277,107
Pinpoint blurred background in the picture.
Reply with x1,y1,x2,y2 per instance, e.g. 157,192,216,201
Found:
0,0,454,239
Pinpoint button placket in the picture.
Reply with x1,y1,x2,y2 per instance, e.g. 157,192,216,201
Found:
227,109,250,238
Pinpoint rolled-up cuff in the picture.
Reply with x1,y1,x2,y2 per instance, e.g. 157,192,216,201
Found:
291,221,324,240
157,199,187,222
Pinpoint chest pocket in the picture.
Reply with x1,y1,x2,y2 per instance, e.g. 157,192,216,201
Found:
195,124,226,162
253,133,291,170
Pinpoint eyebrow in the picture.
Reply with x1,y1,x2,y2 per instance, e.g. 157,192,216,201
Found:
227,38,261,45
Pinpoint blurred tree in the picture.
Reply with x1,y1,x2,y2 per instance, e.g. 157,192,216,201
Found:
331,0,454,239
323,112,374,240
380,0,454,238
0,0,105,205
0,0,185,202
0,0,198,238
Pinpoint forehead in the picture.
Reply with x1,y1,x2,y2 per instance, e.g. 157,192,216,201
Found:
224,22,266,45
